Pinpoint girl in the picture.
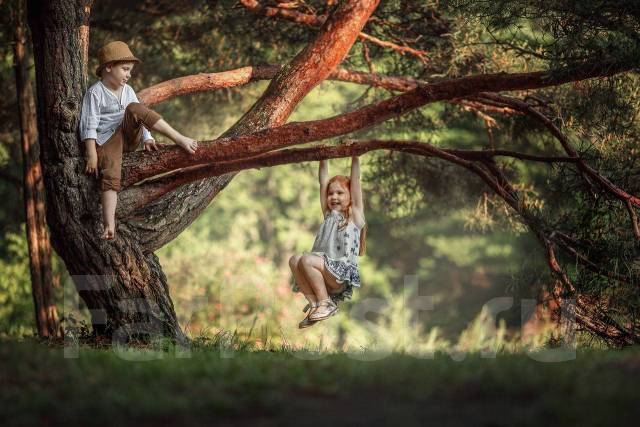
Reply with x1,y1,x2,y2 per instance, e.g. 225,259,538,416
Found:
289,156,366,329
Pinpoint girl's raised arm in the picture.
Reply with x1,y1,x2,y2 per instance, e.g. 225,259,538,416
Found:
350,156,365,225
319,159,329,216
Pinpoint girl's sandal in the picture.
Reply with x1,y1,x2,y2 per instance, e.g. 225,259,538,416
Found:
298,302,318,329
308,299,338,322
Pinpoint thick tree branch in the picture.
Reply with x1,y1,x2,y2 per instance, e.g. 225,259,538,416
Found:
123,59,634,188
238,0,428,61
137,65,420,106
231,0,380,132
136,65,518,126
118,140,577,214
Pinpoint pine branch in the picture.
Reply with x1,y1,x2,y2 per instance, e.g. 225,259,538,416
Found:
123,59,634,188
238,0,429,61
119,139,577,213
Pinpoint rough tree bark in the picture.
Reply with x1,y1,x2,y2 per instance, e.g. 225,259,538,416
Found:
28,0,185,342
27,0,379,341
13,0,59,338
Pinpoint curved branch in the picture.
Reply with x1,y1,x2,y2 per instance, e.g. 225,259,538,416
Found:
467,146,637,345
123,59,634,188
137,65,421,106
120,140,574,215
238,0,428,61
626,199,640,241
471,154,637,345
231,0,380,132
543,238,636,346
477,92,640,206
551,231,632,284
137,65,518,125
477,92,640,241
137,65,279,106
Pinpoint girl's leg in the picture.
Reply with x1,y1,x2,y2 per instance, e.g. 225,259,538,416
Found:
301,255,343,321
299,254,336,301
288,255,318,305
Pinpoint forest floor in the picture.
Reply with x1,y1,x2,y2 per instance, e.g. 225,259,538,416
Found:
1,339,639,426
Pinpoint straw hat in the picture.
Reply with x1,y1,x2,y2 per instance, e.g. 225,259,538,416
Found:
95,41,141,77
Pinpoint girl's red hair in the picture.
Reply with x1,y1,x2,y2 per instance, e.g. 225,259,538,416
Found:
327,175,367,255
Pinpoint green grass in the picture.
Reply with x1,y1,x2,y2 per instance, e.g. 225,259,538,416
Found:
2,338,639,426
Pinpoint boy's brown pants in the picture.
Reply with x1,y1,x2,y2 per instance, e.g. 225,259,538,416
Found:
97,102,162,192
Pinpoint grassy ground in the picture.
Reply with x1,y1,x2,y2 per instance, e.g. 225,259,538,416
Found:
1,338,639,427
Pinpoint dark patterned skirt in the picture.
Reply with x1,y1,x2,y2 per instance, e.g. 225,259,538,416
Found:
323,255,360,303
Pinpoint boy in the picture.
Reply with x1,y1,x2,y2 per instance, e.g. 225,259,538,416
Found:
79,41,198,240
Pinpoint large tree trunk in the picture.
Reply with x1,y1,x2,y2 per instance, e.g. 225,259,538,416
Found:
26,0,378,341
13,0,60,338
27,0,185,342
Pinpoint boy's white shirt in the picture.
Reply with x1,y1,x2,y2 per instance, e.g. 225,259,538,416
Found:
79,80,153,146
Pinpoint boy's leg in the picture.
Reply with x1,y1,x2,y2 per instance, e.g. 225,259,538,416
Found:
101,190,117,239
151,119,198,154
96,131,124,240
121,102,162,152
121,102,196,153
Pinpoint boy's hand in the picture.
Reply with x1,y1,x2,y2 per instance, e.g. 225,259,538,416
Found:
85,151,98,178
144,139,159,151
175,137,197,155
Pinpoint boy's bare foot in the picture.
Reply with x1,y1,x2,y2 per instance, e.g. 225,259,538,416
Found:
175,135,198,154
101,223,115,240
